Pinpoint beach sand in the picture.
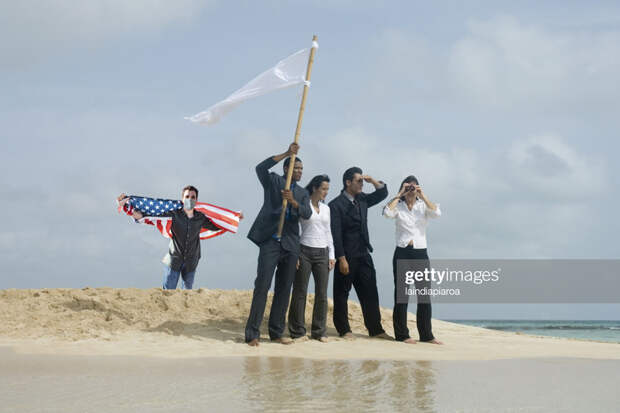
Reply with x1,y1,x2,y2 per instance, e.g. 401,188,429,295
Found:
0,288,618,360
2,288,618,412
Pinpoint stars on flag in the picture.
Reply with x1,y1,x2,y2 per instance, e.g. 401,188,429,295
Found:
128,196,183,217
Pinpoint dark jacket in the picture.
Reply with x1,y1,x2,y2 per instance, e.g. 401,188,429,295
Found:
247,157,312,253
163,209,220,272
329,185,388,259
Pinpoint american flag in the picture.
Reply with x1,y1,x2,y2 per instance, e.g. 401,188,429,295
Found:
119,195,240,240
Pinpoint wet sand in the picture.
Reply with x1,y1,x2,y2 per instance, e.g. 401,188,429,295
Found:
2,347,617,412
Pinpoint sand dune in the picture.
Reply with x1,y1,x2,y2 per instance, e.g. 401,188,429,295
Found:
1,288,618,360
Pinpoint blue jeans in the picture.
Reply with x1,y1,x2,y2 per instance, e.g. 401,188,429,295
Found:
162,264,196,290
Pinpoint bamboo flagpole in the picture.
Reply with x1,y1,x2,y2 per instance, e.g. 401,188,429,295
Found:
276,35,318,239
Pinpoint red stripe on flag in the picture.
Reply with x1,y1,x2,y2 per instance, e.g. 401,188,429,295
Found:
199,202,241,217
201,209,239,228
200,229,226,240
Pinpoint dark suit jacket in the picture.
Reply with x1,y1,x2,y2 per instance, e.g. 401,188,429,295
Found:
247,157,312,253
329,184,388,259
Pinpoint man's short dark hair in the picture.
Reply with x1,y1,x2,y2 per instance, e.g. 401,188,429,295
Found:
182,185,199,197
342,166,363,190
283,156,303,169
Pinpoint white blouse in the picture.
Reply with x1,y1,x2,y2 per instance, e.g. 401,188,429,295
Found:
299,201,335,260
382,198,441,249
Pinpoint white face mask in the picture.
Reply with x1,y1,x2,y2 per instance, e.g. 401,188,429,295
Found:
183,198,196,210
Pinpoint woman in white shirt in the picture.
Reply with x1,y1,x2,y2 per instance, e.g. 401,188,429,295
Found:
383,175,442,345
288,174,336,342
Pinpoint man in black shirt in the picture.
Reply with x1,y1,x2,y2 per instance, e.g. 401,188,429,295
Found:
329,167,392,339
118,185,222,289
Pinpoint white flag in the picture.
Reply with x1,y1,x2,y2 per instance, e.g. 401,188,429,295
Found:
185,42,318,125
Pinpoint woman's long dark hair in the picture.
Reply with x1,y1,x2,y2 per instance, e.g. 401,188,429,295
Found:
399,175,419,201
305,174,330,197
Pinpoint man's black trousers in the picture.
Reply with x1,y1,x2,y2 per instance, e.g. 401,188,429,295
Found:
332,254,385,336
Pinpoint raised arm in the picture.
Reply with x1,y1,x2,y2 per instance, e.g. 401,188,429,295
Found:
418,187,441,218
256,142,299,189
363,175,388,208
255,158,278,189
383,182,412,218
117,193,143,220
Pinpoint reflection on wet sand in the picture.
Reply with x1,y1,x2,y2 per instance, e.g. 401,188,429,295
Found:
2,349,619,412
241,357,437,412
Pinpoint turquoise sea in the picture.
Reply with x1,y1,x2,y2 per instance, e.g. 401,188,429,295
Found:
449,320,620,343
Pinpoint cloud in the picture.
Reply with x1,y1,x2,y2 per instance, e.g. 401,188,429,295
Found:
365,15,620,112
299,127,608,259
0,0,214,68
505,134,606,201
450,16,620,110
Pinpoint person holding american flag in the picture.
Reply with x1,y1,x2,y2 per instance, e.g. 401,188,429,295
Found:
117,186,242,290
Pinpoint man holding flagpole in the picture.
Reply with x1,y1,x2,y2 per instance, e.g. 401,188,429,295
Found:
245,143,312,346
183,36,318,345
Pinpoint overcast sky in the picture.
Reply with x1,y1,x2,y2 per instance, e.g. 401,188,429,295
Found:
1,1,619,319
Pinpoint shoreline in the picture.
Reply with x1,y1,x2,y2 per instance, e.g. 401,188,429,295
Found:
448,319,620,344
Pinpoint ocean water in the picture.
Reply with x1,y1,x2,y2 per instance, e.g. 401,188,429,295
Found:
449,320,620,343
